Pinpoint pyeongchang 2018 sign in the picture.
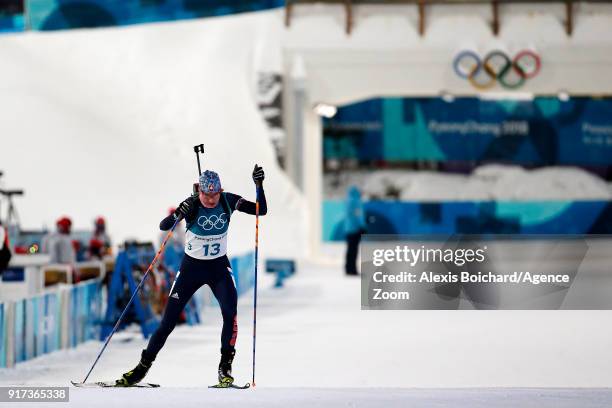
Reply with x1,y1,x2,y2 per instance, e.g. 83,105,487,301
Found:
322,97,612,166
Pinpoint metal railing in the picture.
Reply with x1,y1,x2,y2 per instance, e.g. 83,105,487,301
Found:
284,0,612,35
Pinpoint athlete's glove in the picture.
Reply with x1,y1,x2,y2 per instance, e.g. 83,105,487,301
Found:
174,197,195,219
252,164,265,187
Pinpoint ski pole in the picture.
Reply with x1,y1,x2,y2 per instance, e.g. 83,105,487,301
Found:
252,185,260,387
78,217,181,384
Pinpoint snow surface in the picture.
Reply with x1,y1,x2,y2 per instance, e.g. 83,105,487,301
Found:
3,387,612,408
325,165,612,201
0,11,305,258
1,260,612,406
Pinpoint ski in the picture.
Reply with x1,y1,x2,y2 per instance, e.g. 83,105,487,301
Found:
71,380,249,389
208,382,251,389
71,380,160,388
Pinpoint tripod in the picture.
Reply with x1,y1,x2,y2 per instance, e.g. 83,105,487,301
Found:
0,189,24,230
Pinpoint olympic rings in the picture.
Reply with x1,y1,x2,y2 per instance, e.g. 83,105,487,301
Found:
453,49,541,90
197,214,227,230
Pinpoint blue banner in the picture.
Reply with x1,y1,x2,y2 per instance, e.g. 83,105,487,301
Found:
324,97,612,168
0,15,24,32
27,0,282,31
230,251,254,297
0,1,24,33
11,292,62,362
68,280,102,347
14,299,26,363
323,200,612,241
5,279,102,366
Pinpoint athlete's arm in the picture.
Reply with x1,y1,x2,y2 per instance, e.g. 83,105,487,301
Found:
160,196,198,230
224,190,267,216
159,214,176,231
224,164,268,216
237,187,267,215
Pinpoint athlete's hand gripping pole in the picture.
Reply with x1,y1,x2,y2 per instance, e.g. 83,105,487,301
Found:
77,217,182,384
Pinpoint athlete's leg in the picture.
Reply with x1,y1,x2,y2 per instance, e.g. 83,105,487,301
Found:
209,263,238,353
119,256,205,386
144,257,204,360
209,261,238,383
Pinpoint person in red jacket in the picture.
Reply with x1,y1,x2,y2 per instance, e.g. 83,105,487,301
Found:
89,216,112,259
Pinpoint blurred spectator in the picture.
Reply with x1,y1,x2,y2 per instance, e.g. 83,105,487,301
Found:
0,221,11,275
89,216,112,259
42,216,76,264
0,0,24,15
344,186,366,276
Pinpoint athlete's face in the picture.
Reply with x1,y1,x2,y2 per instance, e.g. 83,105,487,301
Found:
199,189,223,208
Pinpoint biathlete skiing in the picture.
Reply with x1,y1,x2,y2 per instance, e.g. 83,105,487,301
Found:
116,165,267,387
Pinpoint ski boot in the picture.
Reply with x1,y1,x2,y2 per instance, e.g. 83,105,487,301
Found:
116,350,154,387
217,349,235,386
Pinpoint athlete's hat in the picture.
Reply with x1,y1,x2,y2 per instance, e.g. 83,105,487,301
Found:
199,170,222,193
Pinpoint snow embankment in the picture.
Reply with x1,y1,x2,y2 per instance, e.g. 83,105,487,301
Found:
0,11,306,258
326,165,612,201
